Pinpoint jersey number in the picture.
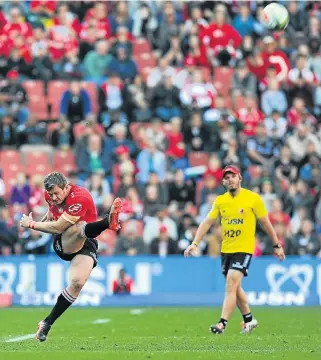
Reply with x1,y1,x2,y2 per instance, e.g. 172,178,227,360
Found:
224,230,241,238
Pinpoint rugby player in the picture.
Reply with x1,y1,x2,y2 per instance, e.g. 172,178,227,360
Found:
20,172,122,342
184,165,285,334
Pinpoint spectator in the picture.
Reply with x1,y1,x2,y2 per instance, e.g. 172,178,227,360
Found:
150,225,178,256
236,94,264,137
260,180,278,212
145,119,167,151
24,229,50,255
117,174,136,198
269,198,291,230
50,120,75,149
32,47,55,83
29,174,46,216
246,124,279,167
294,220,320,256
142,172,168,205
232,4,256,37
112,268,133,294
183,34,209,68
261,79,288,116
182,5,208,37
274,146,298,191
305,16,320,43
288,55,318,109
105,123,136,158
291,206,310,236
179,69,216,113
2,7,33,43
57,49,82,80
123,74,152,122
147,57,175,88
137,141,166,184
168,169,195,208
0,70,29,125
163,35,184,66
86,171,111,209
264,110,288,142
287,124,321,163
152,75,181,122
184,112,210,152
177,221,206,255
143,184,161,216
16,115,47,146
109,1,133,35
60,81,92,124
231,60,257,98
204,154,223,183
114,145,137,180
200,3,242,66
132,3,158,41
110,26,133,57
115,220,145,256
83,40,113,85
143,206,178,245
259,65,280,93
166,117,185,161
76,133,111,178
0,114,17,148
287,1,308,33
10,172,31,206
200,174,224,205
107,45,138,82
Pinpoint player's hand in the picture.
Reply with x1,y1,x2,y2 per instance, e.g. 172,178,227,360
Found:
184,243,198,257
274,247,286,261
20,212,33,228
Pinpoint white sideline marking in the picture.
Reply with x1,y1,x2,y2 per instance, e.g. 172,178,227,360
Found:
5,334,35,343
91,318,111,324
130,309,145,316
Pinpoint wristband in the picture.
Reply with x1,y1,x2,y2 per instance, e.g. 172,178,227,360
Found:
29,221,36,230
192,241,199,247
273,243,281,249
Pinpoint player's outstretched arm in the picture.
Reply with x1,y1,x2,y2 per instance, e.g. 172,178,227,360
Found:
184,216,216,257
20,212,73,235
258,215,286,261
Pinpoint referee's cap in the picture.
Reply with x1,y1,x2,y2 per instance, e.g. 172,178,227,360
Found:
223,165,241,177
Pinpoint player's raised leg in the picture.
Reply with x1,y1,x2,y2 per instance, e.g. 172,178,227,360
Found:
237,285,258,334
210,270,243,334
36,255,94,342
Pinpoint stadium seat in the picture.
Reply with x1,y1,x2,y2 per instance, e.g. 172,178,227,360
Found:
134,53,157,73
188,152,209,167
25,163,53,177
0,150,22,166
25,151,49,166
81,81,98,113
48,81,69,119
22,80,45,97
53,150,76,175
133,38,152,56
28,94,49,120
200,67,212,82
234,96,246,111
214,67,234,96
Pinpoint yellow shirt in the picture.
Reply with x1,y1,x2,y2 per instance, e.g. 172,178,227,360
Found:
207,188,268,254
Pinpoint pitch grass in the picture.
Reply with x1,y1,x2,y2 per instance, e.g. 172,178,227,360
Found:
0,307,320,360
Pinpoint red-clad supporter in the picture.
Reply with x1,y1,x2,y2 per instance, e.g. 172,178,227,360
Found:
12,35,32,63
260,36,290,82
236,94,264,136
183,5,208,35
112,268,133,294
287,97,317,128
84,1,110,25
166,117,185,159
269,198,291,228
53,3,81,35
184,35,209,67
203,154,223,182
80,18,111,43
259,65,280,92
30,1,56,15
200,3,241,62
2,7,33,42
114,145,138,180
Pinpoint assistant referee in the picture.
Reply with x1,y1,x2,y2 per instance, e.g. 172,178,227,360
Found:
184,165,285,334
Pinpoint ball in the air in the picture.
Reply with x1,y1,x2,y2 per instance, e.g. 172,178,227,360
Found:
261,3,289,30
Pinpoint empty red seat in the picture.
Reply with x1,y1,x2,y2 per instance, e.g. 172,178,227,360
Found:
25,151,49,166
53,150,76,174
188,152,209,167
133,39,152,55
214,67,234,96
48,81,69,119
81,81,98,113
28,94,49,120
0,150,21,166
23,80,45,97
234,96,246,111
25,163,52,177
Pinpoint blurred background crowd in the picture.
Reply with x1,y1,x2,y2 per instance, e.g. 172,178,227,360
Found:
0,0,320,258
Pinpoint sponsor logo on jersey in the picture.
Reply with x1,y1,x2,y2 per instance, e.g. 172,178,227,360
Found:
227,218,244,225
68,203,82,215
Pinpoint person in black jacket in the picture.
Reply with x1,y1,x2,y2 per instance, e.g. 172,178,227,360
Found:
150,224,178,256
184,112,210,152
0,114,17,148
152,75,181,122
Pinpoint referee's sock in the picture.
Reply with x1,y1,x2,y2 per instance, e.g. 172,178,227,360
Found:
219,318,228,328
83,216,110,238
45,289,77,325
243,312,253,323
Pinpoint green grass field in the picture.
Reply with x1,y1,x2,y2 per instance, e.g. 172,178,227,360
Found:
0,307,320,360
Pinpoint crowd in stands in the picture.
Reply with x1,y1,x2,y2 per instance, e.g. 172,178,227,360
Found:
0,1,321,258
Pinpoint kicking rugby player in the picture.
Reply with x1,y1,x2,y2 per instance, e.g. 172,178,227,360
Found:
184,165,285,334
20,172,122,342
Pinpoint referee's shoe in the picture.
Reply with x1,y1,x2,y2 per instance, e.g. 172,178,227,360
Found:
209,323,225,334
36,320,51,342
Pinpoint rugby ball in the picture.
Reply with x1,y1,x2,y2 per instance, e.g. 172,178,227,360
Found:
261,3,289,30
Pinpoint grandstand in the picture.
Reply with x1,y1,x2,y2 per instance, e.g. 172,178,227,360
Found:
0,0,320,259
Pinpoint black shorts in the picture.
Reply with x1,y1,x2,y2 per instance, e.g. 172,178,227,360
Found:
221,252,252,277
53,235,98,268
